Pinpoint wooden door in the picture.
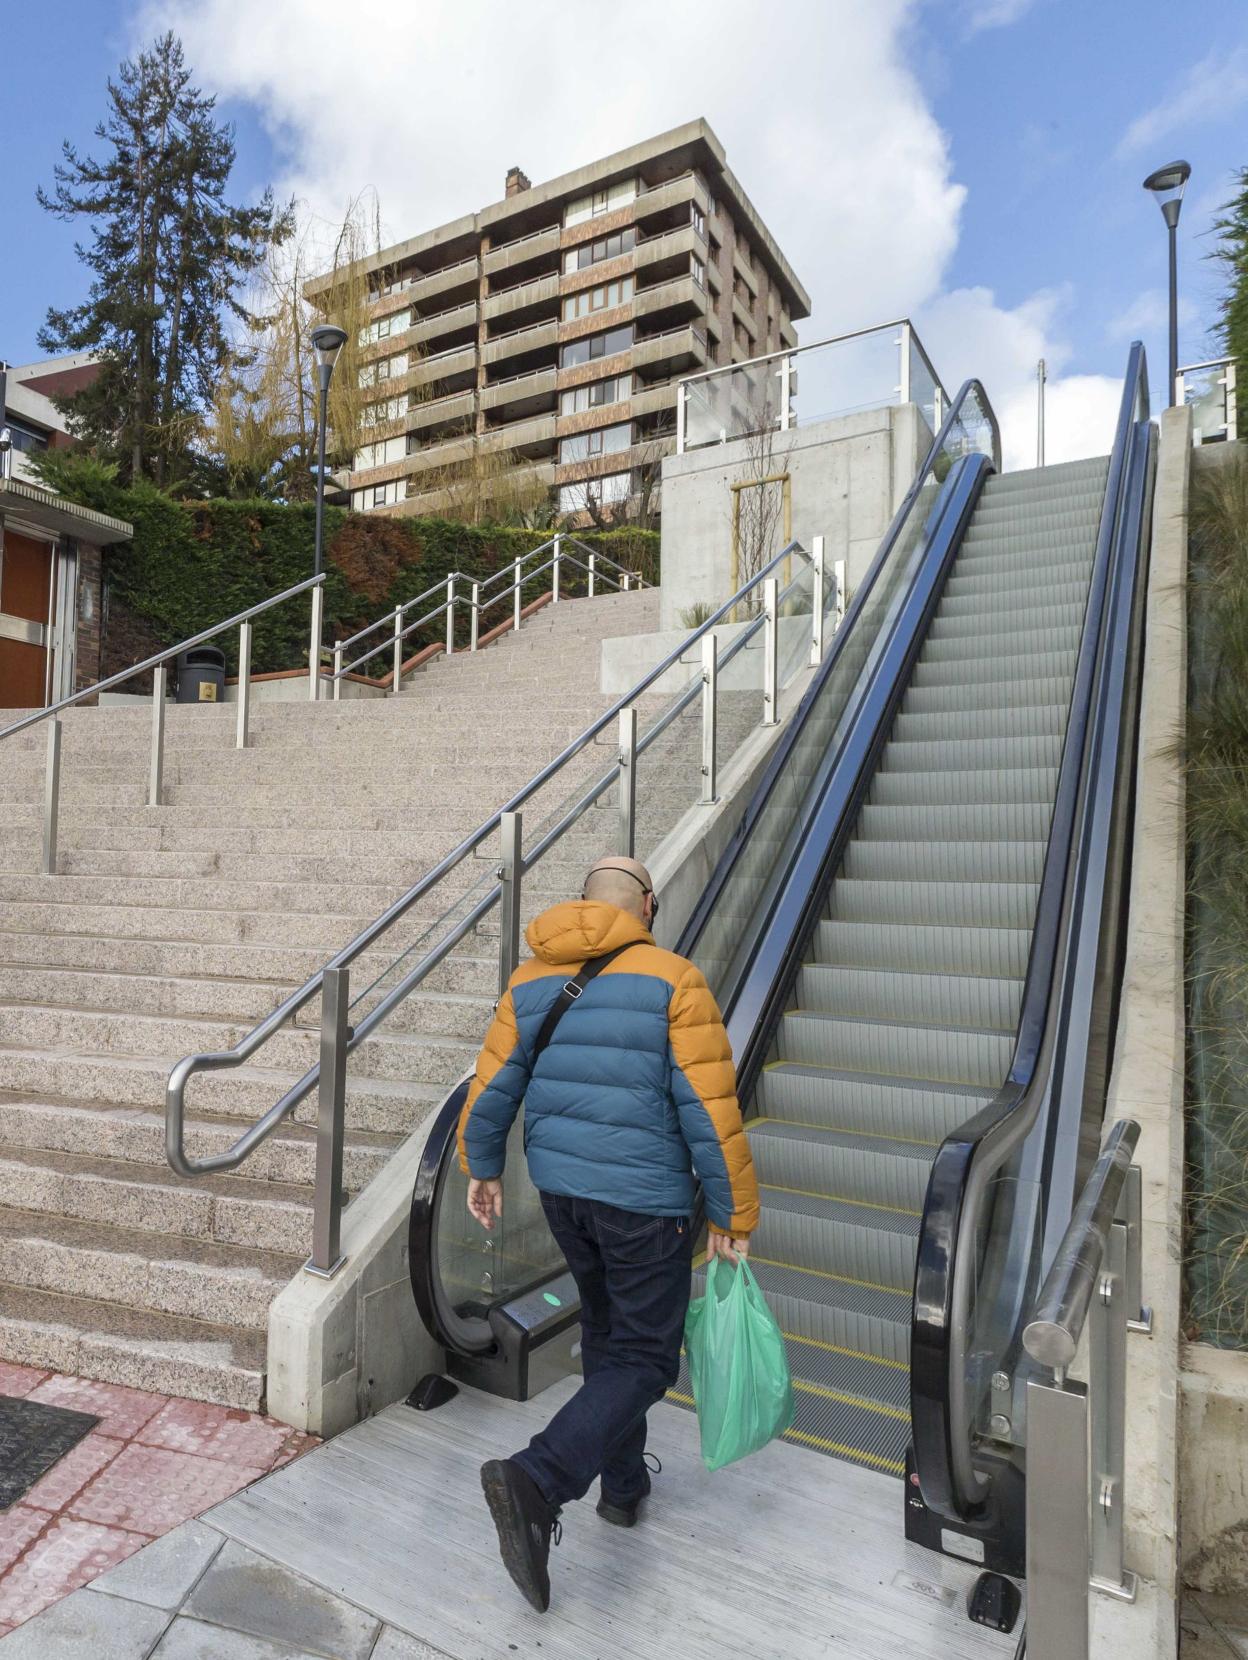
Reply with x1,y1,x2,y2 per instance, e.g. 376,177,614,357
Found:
0,532,53,708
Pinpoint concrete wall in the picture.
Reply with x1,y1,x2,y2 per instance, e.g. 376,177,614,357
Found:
656,402,927,631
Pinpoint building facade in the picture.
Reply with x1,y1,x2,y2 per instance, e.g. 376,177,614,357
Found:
306,119,809,522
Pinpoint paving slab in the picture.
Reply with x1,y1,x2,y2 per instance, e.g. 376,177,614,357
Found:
87,1519,224,1611
182,1540,379,1659
0,1584,169,1657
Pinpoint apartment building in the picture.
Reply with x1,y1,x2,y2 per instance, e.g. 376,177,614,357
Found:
306,119,809,521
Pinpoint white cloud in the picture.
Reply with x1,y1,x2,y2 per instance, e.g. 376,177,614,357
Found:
1107,288,1198,341
1117,46,1248,159
136,0,1119,474
963,0,1036,34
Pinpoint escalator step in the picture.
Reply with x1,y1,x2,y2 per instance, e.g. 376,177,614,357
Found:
910,649,1077,688
830,872,1041,926
942,563,1092,602
921,622,1083,661
752,1186,919,1289
880,734,1064,773
757,1062,995,1143
853,802,1052,844
797,959,1023,1029
892,705,1068,742
902,674,1074,713
737,1257,912,1365
927,600,1086,640
869,766,1058,806
749,1116,935,1210
777,1008,1013,1089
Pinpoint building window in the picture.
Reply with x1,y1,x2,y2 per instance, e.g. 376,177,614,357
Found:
561,276,634,322
691,256,706,289
376,359,391,382
558,470,632,513
563,228,637,274
5,418,49,454
372,485,387,507
564,178,638,228
560,324,634,368
560,373,632,416
559,421,633,463
690,204,706,240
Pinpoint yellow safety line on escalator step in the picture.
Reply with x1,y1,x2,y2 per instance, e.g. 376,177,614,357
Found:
792,1377,910,1423
760,1180,921,1218
748,1253,908,1296
665,1389,905,1475
748,1112,938,1150
781,1329,909,1371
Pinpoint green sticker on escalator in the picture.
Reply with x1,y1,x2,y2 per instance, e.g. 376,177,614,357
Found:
543,1292,562,1307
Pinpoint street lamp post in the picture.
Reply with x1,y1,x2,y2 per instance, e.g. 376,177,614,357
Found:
308,324,347,700
1142,161,1191,409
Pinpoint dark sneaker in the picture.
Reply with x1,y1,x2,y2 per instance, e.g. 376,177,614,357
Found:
597,1455,660,1527
480,1459,560,1612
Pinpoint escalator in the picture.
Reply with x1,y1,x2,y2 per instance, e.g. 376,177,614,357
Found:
408,347,1154,1580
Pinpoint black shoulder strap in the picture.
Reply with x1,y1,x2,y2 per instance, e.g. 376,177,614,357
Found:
529,943,637,1070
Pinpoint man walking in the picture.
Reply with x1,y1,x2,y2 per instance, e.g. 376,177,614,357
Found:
458,855,759,1612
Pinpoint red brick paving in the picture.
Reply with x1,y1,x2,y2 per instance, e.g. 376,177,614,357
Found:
0,1364,319,1634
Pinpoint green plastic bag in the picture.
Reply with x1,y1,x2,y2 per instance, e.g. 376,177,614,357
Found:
684,1257,795,1471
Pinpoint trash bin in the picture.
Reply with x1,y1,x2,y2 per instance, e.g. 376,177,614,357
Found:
175,645,226,704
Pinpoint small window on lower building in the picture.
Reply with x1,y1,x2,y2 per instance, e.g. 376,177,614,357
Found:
372,485,387,507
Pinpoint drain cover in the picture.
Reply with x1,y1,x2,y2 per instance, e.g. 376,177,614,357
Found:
0,1395,99,1510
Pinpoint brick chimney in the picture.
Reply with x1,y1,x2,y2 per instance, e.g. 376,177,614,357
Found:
505,166,531,198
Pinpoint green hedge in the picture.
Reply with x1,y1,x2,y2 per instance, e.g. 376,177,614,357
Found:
31,454,659,677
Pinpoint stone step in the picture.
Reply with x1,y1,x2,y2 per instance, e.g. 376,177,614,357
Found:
0,1048,449,1137
0,1143,317,1255
0,1091,398,1190
0,1279,268,1410
0,1204,300,1330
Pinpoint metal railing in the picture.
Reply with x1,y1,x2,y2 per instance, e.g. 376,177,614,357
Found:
675,317,949,454
327,534,645,695
1022,1118,1152,1660
1176,356,1238,444
167,534,843,1274
0,574,327,876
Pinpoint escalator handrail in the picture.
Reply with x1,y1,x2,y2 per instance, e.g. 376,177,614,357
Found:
412,379,1001,1359
909,342,1153,1521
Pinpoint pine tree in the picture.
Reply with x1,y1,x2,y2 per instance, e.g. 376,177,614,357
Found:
1213,167,1248,436
37,32,292,486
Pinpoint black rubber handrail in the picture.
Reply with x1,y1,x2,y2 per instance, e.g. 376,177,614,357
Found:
411,378,1000,1356
909,342,1153,1522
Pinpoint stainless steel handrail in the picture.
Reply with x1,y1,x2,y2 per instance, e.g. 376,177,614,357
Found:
0,573,325,744
2,572,329,873
167,536,817,1201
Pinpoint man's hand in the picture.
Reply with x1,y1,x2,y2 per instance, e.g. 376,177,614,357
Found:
468,1178,503,1231
707,1230,750,1267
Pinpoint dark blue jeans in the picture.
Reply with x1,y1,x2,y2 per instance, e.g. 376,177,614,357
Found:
511,1191,692,1510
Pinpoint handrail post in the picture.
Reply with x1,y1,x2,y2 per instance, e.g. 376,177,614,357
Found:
810,535,825,666
899,320,912,404
149,664,166,807
700,635,718,805
513,555,523,633
834,559,847,630
618,707,638,857
762,576,779,726
1026,1374,1091,1660
1123,1163,1152,1332
42,718,61,876
391,605,404,696
305,965,349,1278
676,381,687,454
588,551,597,599
779,352,793,431
497,811,523,996
622,572,632,593
552,535,561,604
446,576,456,656
332,643,343,701
236,621,252,750
309,584,324,702
1089,1218,1137,1604
470,582,480,651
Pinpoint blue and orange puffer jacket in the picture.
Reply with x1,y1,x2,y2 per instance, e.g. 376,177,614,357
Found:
457,900,760,1236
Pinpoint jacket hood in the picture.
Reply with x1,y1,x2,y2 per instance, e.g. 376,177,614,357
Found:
525,900,652,966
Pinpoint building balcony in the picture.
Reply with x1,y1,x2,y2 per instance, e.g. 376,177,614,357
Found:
629,380,679,421
408,389,476,434
634,274,708,326
405,256,480,310
406,341,478,393
732,294,759,341
483,317,560,367
483,271,561,323
480,412,556,458
402,432,478,476
732,246,759,298
635,222,703,280
483,224,562,277
481,366,558,417
633,172,710,232
631,324,711,379
402,459,556,518
410,300,478,348
780,317,798,350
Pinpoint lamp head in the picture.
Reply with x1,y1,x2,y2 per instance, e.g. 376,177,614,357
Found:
1142,160,1191,230
310,324,348,391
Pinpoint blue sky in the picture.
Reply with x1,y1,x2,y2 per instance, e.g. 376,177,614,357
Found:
4,0,1245,464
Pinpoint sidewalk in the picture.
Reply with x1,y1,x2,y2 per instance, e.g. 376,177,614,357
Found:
0,1362,316,1638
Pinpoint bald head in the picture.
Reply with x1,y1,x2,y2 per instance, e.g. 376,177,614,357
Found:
583,856,655,921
